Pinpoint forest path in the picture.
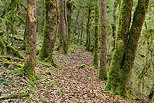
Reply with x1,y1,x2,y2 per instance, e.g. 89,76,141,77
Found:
36,45,135,103
0,45,136,103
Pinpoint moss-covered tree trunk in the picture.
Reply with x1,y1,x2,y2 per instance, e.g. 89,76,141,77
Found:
24,0,36,79
93,0,99,69
111,0,119,51
59,0,68,54
85,8,91,51
105,0,133,96
105,0,149,96
120,0,149,94
66,0,73,44
39,0,58,64
99,0,107,80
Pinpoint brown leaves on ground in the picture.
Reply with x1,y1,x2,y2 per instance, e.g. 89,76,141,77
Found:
0,46,138,103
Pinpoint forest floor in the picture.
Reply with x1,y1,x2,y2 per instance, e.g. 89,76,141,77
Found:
0,45,138,103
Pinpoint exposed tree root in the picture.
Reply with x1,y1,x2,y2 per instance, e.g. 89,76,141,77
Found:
0,37,24,59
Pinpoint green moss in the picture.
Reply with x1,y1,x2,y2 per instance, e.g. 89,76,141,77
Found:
17,64,24,68
40,61,53,67
104,0,133,97
0,37,6,55
76,64,88,71
63,39,68,54
99,67,107,80
44,51,60,68
12,67,24,77
24,56,35,80
93,52,98,69
93,3,100,69
7,45,24,59
38,19,49,60
4,62,12,68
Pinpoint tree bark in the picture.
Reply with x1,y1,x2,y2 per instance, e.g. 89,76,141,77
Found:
111,0,119,51
105,0,133,96
85,8,91,51
99,0,107,80
93,0,99,69
120,0,149,93
59,0,68,54
105,0,149,96
39,0,59,65
66,0,72,42
24,0,36,79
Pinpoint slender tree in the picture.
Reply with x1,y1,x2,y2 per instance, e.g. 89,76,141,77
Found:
99,0,107,80
105,0,149,96
111,0,120,51
39,0,59,65
23,0,36,79
85,8,91,51
93,0,99,69
66,0,74,43
59,0,68,53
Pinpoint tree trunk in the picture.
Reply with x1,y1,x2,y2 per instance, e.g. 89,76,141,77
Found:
59,0,68,54
66,0,71,43
105,0,133,96
85,8,91,51
105,0,149,96
93,0,99,69
111,0,119,51
39,0,58,65
99,0,107,80
120,0,149,94
24,0,36,79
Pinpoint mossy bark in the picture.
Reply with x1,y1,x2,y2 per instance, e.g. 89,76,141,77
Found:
39,0,58,64
99,0,107,80
66,0,73,44
85,8,91,51
0,36,6,55
105,0,149,96
111,0,119,51
59,0,68,54
24,0,37,79
93,0,99,69
105,0,133,96
120,0,149,94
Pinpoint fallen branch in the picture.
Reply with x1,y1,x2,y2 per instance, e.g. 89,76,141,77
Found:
8,36,24,42
7,45,24,59
0,93,29,101
0,55,24,62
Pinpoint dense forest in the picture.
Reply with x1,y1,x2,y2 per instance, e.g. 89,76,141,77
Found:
0,0,154,102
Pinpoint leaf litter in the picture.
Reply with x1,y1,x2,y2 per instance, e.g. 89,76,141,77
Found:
0,46,138,103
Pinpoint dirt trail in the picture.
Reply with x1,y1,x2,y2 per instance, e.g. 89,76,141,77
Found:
35,46,136,103
0,46,137,103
